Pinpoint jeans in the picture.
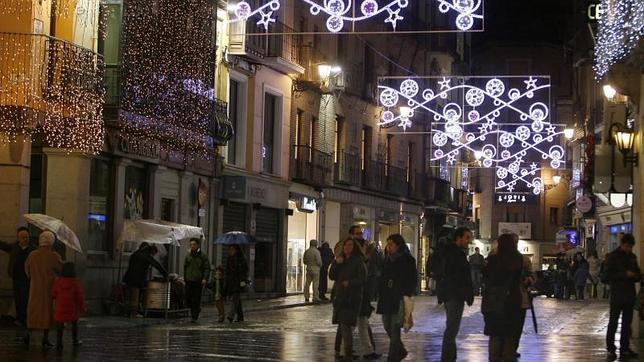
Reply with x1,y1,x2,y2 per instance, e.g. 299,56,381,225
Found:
339,324,354,359
304,270,320,301
606,300,634,352
13,279,29,325
357,316,375,355
513,309,527,353
471,269,483,295
441,300,465,361
185,280,203,320
227,293,244,321
382,313,406,361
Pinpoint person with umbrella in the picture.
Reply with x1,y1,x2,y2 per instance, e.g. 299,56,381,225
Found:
184,238,210,322
24,230,63,348
0,227,35,330
224,244,249,322
122,243,168,317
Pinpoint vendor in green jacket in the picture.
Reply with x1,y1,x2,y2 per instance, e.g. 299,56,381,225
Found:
184,238,211,322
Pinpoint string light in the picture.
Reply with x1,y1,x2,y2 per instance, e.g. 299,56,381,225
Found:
119,0,232,159
593,0,644,79
0,32,105,153
378,76,566,197
227,0,484,33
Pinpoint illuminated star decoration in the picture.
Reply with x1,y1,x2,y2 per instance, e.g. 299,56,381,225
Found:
377,76,567,196
226,0,485,33
257,10,276,29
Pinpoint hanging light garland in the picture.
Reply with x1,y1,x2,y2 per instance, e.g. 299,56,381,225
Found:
118,0,229,159
593,0,644,79
0,32,105,154
227,0,483,33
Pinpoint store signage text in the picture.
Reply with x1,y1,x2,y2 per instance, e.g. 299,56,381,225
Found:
498,222,532,239
297,197,318,213
588,3,603,20
495,193,538,204
118,135,160,159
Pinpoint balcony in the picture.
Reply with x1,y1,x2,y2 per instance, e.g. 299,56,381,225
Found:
362,160,386,192
228,20,267,61
0,32,104,152
291,145,332,187
415,176,451,208
334,151,360,186
265,22,304,75
387,165,409,197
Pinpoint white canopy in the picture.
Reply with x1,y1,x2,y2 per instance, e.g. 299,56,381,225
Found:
117,219,203,249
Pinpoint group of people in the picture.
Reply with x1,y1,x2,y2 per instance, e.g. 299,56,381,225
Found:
1,228,85,349
122,239,249,324
552,250,601,300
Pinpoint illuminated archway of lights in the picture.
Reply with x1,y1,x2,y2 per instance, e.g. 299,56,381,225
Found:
377,76,566,195
227,0,483,33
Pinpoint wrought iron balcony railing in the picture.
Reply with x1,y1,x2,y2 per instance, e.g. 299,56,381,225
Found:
0,32,104,153
267,22,301,65
291,145,333,187
362,160,387,192
334,151,360,186
387,164,409,197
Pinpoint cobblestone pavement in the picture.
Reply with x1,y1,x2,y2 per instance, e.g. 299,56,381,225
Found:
0,296,641,361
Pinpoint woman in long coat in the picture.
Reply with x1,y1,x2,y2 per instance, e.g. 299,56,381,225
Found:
329,238,367,362
482,233,523,362
224,244,248,322
24,230,63,348
573,252,589,300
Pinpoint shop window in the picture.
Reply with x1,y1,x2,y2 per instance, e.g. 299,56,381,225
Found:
262,93,279,174
88,158,112,252
29,154,44,214
124,166,147,220
227,79,240,165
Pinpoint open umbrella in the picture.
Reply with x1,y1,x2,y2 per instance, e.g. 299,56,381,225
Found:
23,213,82,253
117,219,203,248
215,231,257,245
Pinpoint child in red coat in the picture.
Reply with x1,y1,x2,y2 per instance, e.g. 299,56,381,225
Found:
52,262,86,349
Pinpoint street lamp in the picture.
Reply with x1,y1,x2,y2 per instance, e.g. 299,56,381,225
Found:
564,128,574,139
603,84,617,100
609,123,638,167
552,175,562,185
318,64,332,79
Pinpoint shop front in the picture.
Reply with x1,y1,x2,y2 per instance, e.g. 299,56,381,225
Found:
376,209,399,250
286,192,320,293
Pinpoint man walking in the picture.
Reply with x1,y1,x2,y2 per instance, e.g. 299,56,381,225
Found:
318,241,334,300
469,247,485,296
437,227,474,362
0,227,35,328
605,233,640,359
303,239,322,303
184,238,210,322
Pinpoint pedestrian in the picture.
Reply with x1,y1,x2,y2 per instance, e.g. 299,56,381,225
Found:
52,262,85,349
377,234,418,361
355,238,380,360
0,227,36,330
425,247,435,294
24,230,63,349
318,241,334,300
225,244,248,323
303,239,322,303
513,247,535,358
437,227,474,362
212,266,225,322
554,252,569,299
122,243,168,317
330,238,367,362
183,238,210,322
605,234,641,359
587,251,601,299
469,247,485,296
599,253,610,299
572,252,589,301
482,233,524,362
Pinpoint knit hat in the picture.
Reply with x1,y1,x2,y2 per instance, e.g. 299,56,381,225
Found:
39,230,55,247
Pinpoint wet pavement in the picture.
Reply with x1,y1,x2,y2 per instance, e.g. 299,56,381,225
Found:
0,295,641,361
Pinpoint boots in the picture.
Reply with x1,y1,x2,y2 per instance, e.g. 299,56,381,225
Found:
72,322,82,346
42,329,54,349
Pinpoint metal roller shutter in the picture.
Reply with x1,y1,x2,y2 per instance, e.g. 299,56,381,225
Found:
223,201,246,232
255,207,279,243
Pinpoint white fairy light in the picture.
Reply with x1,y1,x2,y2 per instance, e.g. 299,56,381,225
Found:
378,76,566,197
227,0,483,33
593,0,644,79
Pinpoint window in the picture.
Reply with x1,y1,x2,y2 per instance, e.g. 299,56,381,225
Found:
262,93,278,173
88,158,112,252
386,134,394,174
550,207,559,225
124,166,147,220
161,198,175,222
334,116,343,163
29,154,44,214
310,116,317,151
227,79,240,164
407,142,413,182
361,126,372,170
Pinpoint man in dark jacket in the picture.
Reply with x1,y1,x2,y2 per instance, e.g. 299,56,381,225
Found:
438,227,474,362
123,243,168,317
184,238,210,322
318,241,334,300
605,234,641,359
0,227,35,327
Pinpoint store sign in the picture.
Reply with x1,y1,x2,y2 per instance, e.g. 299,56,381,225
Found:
223,176,246,199
498,222,532,239
588,3,603,21
296,197,318,213
495,193,538,204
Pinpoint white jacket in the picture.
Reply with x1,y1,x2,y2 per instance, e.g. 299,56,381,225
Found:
303,247,322,272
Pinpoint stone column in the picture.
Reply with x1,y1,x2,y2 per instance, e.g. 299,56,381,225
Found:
0,137,31,240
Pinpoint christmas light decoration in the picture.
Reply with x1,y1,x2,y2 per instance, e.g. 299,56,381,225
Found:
378,76,566,196
119,0,232,159
593,0,644,78
227,0,483,33
0,32,105,153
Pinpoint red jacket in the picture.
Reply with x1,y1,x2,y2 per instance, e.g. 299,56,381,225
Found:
52,277,86,322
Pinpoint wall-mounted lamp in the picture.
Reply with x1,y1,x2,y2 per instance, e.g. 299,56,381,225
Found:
552,175,562,185
564,128,574,140
610,123,638,167
603,84,617,100
317,63,341,80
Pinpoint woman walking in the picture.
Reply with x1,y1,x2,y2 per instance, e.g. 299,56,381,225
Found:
482,233,523,362
573,252,589,300
330,238,366,362
52,262,86,349
377,234,418,362
587,251,601,298
224,245,248,322
24,231,63,348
